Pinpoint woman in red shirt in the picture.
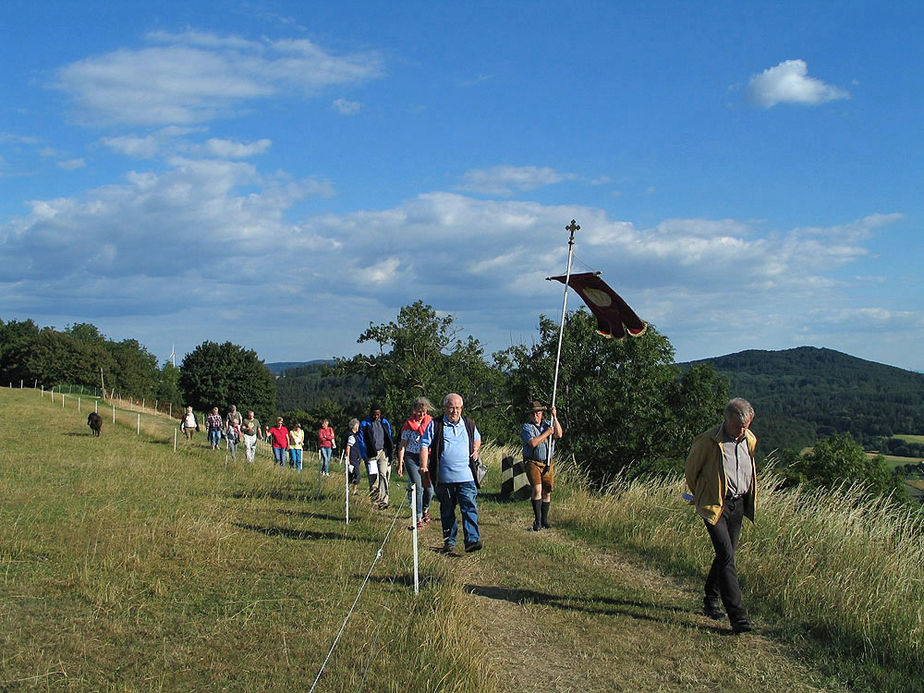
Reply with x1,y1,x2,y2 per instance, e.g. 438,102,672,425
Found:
397,397,435,529
267,417,290,467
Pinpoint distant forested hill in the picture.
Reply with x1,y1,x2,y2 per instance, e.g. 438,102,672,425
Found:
273,361,368,413
265,360,314,375
684,347,924,454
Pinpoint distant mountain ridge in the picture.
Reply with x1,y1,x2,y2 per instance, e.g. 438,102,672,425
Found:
683,346,924,453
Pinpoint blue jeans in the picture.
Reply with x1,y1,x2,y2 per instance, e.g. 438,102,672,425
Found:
320,447,332,473
404,453,432,520
289,448,302,471
435,481,480,548
273,447,286,466
208,429,221,448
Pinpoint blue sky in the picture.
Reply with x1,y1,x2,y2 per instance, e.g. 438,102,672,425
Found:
2,1,922,372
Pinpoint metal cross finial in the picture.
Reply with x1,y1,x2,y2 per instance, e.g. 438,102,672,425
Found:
566,219,580,247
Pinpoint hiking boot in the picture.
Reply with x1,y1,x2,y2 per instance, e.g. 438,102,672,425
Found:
441,541,456,555
703,599,724,620
731,620,753,634
532,520,542,532
464,541,483,553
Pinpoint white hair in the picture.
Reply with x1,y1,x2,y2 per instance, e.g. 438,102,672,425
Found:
442,393,463,407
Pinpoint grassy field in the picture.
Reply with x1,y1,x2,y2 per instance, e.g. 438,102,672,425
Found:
895,434,924,446
0,389,488,691
3,387,924,691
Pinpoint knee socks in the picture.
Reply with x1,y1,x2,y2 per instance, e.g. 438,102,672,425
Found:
541,501,550,528
532,499,542,529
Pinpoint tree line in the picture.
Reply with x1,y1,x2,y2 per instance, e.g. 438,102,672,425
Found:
1,305,730,485
0,319,181,408
4,308,911,500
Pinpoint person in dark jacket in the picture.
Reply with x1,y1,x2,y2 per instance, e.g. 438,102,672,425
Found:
344,418,362,494
360,405,394,509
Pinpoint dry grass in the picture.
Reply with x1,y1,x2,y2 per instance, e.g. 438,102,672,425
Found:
4,387,922,691
556,466,924,689
0,388,491,690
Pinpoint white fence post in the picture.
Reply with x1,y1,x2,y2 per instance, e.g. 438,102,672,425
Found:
411,484,419,595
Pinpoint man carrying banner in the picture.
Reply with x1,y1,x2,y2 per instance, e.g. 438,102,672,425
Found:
522,400,564,531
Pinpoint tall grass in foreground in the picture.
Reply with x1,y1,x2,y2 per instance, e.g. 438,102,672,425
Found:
558,465,924,675
0,389,495,690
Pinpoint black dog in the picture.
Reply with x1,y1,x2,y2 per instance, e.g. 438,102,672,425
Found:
87,412,103,436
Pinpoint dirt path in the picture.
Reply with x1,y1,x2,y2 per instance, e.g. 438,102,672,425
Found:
452,502,845,692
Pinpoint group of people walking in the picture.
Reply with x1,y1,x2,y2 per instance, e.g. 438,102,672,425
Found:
340,394,564,555
180,405,337,469
180,391,757,634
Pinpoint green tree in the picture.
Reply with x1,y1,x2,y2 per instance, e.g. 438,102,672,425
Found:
787,432,905,499
0,319,42,384
156,362,183,414
106,339,160,399
500,309,728,482
179,341,276,422
0,324,113,391
64,322,107,346
338,301,510,440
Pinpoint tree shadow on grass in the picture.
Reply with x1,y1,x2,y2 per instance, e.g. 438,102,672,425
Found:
277,509,347,523
231,489,318,502
463,584,727,634
234,522,374,543
366,574,441,589
63,431,97,437
479,491,529,503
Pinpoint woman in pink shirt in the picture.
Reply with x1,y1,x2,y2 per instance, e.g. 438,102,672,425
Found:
318,420,335,476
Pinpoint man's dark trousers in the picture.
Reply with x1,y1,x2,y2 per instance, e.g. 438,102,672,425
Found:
704,496,747,623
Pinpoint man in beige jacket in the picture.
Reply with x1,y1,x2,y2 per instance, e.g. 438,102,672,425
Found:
685,398,757,634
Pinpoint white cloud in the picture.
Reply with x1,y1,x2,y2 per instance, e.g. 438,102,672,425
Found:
747,59,849,108
199,137,272,158
100,126,204,158
100,126,197,158
0,133,41,145
457,165,576,196
0,175,912,369
54,30,384,126
0,157,333,294
57,158,86,170
332,98,361,115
